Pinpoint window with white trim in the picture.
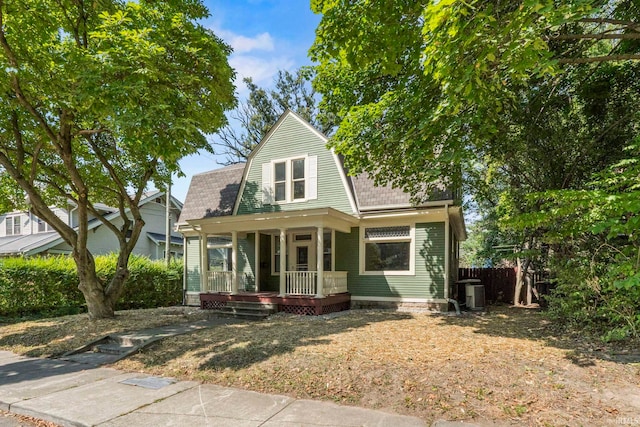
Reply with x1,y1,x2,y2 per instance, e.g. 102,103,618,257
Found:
36,217,52,233
274,161,286,202
360,225,414,275
5,216,21,236
291,158,305,200
262,156,317,204
273,158,305,202
207,236,232,271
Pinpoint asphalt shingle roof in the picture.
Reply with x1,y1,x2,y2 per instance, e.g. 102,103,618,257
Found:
178,163,245,222
178,160,456,222
351,174,413,210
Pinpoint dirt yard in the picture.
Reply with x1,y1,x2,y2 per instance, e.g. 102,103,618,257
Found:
1,305,639,426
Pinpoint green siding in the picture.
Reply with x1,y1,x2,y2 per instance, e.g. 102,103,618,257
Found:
237,114,354,215
185,236,201,293
335,223,446,299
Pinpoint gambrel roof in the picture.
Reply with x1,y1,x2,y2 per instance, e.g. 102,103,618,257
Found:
178,110,455,223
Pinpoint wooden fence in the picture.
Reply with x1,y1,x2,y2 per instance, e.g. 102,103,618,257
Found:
457,268,549,305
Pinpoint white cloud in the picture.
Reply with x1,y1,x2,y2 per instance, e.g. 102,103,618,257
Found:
230,55,295,92
207,25,298,99
214,28,274,54
229,32,274,54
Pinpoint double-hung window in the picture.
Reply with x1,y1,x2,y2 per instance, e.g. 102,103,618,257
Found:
274,161,287,202
263,156,316,204
273,158,305,202
360,225,414,275
5,216,20,236
291,158,305,200
36,217,51,233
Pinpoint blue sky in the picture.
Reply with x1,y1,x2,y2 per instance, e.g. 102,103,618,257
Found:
171,1,321,201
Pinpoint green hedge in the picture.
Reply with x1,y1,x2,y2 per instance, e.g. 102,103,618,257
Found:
0,254,183,317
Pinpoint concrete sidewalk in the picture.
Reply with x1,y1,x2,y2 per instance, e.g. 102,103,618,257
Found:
0,351,429,427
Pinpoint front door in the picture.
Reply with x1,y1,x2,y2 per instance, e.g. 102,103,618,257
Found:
290,233,316,271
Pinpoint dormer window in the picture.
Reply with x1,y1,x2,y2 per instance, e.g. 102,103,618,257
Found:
274,161,286,202
262,156,316,204
292,158,305,200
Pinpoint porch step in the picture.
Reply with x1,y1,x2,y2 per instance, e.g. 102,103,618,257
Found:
226,301,278,311
213,301,277,320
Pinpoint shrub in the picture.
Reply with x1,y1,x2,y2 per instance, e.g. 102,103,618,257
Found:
0,254,183,317
546,246,640,340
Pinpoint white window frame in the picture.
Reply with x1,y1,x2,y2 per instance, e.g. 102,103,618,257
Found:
359,224,415,276
207,236,233,272
6,215,21,236
35,216,52,233
271,155,308,204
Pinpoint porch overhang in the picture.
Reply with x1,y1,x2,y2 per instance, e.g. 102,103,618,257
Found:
185,207,359,234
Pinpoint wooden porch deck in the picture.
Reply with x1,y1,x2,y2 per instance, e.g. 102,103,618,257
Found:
199,292,351,316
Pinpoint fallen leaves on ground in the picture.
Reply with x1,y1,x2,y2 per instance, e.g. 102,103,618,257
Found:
1,305,639,425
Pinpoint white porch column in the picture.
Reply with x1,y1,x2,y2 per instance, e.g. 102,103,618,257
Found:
279,228,286,296
199,233,208,292
316,226,324,298
254,232,260,292
231,231,238,295
444,204,450,300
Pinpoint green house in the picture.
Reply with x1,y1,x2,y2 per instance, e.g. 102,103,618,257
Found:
177,110,466,313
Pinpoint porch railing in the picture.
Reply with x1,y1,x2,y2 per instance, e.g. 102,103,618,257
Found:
323,271,348,295
206,271,233,293
286,271,316,295
205,271,255,293
285,271,349,296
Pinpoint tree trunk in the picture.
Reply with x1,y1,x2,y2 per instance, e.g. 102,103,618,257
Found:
514,257,532,306
74,245,135,320
74,248,114,319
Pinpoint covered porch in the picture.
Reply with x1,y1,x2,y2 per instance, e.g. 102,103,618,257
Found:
203,270,348,297
187,208,359,314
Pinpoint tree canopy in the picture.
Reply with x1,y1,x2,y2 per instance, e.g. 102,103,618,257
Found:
310,0,640,199
0,0,235,319
311,0,640,334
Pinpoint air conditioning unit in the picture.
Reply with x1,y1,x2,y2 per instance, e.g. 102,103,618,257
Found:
466,284,485,310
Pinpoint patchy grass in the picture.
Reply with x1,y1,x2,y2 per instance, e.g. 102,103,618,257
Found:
0,306,210,358
1,305,639,425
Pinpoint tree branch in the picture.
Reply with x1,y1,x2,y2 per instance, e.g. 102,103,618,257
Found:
578,18,640,30
549,33,640,41
557,54,640,64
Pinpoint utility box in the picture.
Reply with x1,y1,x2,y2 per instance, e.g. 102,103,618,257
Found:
466,284,485,310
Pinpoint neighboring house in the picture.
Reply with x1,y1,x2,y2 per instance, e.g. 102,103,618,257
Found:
0,191,183,259
177,110,466,313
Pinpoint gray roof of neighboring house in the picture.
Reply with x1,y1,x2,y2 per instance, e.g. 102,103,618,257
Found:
147,232,184,246
0,232,60,256
0,192,184,256
178,163,245,223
